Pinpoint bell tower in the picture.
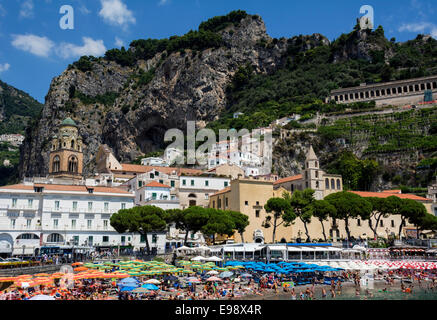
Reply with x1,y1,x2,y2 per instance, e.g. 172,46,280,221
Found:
49,118,84,180
303,145,324,200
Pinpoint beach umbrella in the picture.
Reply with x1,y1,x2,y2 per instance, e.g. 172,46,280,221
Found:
145,279,161,284
120,286,138,292
206,276,223,282
219,271,234,278
132,287,150,294
191,256,206,262
71,262,83,267
240,273,253,278
29,295,56,300
74,267,88,272
142,284,159,290
206,270,219,275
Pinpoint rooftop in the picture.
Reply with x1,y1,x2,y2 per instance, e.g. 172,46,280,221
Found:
350,191,431,202
274,174,303,185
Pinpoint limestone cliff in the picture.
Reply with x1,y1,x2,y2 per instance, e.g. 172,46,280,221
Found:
20,14,303,177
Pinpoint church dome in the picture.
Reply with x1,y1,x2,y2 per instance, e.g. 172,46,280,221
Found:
61,117,77,127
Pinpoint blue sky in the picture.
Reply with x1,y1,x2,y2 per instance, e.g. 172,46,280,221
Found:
0,0,435,103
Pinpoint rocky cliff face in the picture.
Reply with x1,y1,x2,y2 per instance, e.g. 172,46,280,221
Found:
20,14,303,178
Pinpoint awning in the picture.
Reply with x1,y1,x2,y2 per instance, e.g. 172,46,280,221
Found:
268,246,287,252
287,247,303,252
326,247,343,252
312,247,331,252
300,247,315,252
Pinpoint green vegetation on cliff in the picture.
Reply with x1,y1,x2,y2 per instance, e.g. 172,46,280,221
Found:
0,80,43,135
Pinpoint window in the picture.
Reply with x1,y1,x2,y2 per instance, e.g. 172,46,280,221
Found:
10,219,16,229
212,201,215,208
139,181,143,188
150,173,155,179
121,236,126,243
26,219,31,229
218,199,222,209
337,180,341,190
159,180,164,184
357,219,361,226
28,199,33,208
104,202,109,212
73,236,79,245
87,220,92,229
68,156,78,173
171,180,175,188
205,180,209,187
225,198,228,207
72,201,77,211
103,220,108,230
88,236,93,245
88,202,93,211
256,201,260,206
182,180,186,186
255,210,260,218
152,193,157,200
103,236,109,243
380,220,384,227
121,203,126,209
205,194,209,200
152,234,158,244
71,220,76,229
155,171,159,177
52,156,60,173
55,201,60,211
391,220,395,228
12,198,17,208
245,201,249,206
191,180,195,186
224,182,228,187
53,219,58,229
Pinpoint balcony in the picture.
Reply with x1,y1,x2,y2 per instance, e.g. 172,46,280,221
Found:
0,204,38,211
44,207,115,214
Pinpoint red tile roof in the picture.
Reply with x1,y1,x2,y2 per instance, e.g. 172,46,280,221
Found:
212,187,231,196
273,174,303,185
382,190,401,193
350,191,430,201
145,181,171,189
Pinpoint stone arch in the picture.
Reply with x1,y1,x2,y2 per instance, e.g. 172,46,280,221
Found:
16,233,39,240
71,140,75,149
331,179,335,189
337,179,341,190
47,233,64,243
325,178,330,189
0,233,13,253
68,156,78,173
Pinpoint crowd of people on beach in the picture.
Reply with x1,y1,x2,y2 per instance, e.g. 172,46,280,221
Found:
2,262,437,300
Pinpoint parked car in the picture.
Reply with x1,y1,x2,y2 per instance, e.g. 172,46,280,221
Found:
5,258,22,262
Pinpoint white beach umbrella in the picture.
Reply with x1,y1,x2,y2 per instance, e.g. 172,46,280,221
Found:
206,270,219,275
191,256,206,261
204,256,223,262
29,295,56,301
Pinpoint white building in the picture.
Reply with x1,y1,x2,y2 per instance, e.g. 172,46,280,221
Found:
141,157,169,167
136,182,180,210
0,182,139,256
179,175,231,209
164,148,184,166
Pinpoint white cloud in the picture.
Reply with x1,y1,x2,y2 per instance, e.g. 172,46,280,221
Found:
158,0,169,5
115,37,124,47
56,37,107,59
399,22,437,38
0,63,10,73
11,34,55,57
20,0,34,18
99,0,136,29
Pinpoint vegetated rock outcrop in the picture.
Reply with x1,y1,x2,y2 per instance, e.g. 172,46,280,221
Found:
20,12,329,178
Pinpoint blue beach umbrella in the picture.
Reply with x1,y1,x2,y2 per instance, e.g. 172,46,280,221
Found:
142,284,159,290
